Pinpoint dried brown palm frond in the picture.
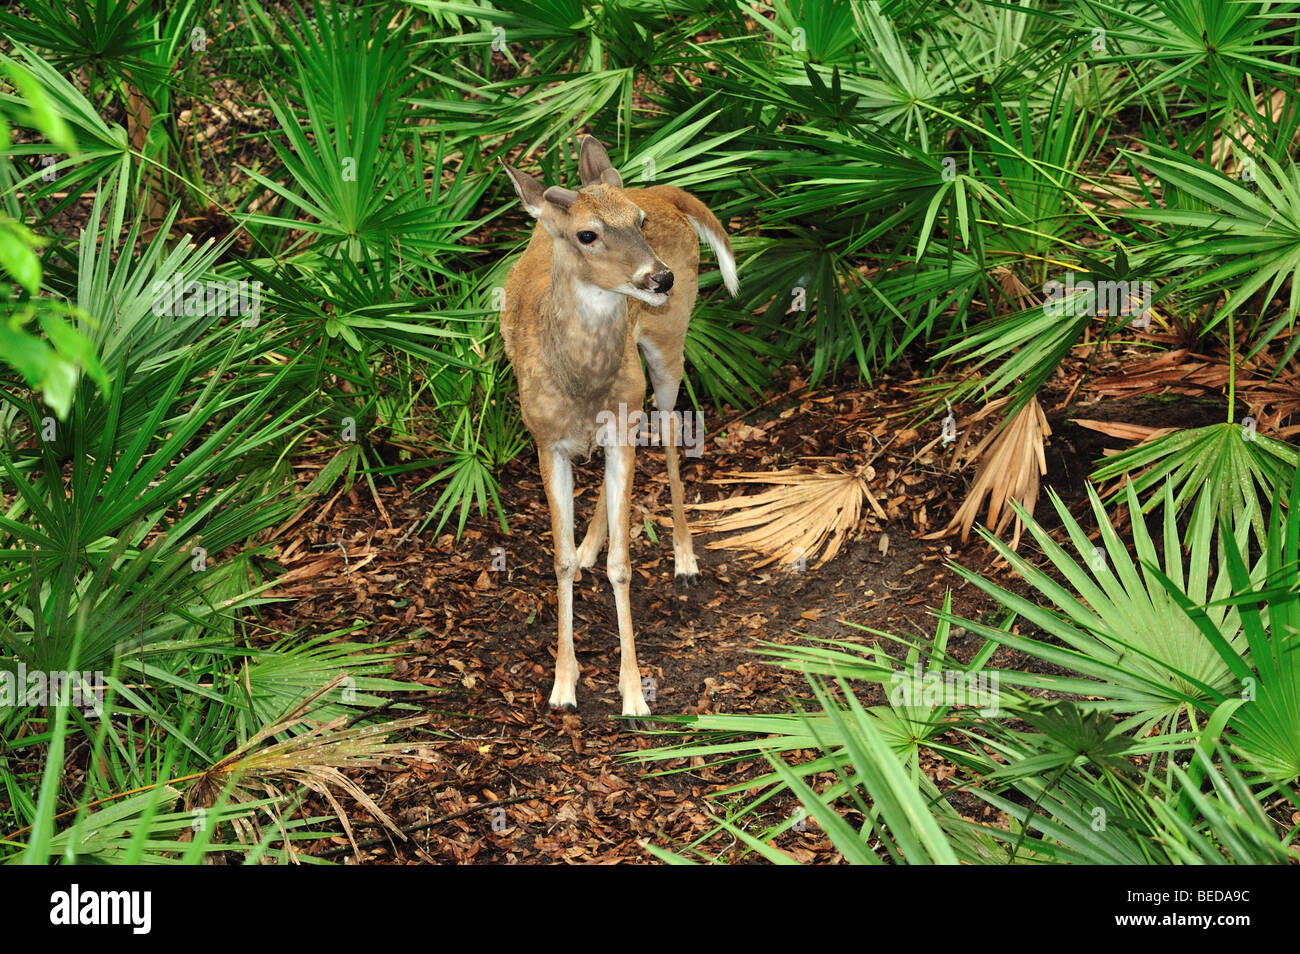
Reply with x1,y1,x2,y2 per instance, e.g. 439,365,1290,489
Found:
991,265,1036,309
1236,334,1300,440
186,676,428,863
927,395,1051,550
1088,347,1228,399
1073,419,1175,443
688,464,885,569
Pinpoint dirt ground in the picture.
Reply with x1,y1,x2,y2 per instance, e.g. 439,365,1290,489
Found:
258,358,1230,864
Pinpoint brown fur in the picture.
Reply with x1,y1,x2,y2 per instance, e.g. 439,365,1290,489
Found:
499,137,737,715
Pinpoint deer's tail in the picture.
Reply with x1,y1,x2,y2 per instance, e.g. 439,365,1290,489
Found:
663,187,739,297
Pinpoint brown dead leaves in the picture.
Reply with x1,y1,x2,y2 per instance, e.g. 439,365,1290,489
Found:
689,465,886,569
930,396,1051,550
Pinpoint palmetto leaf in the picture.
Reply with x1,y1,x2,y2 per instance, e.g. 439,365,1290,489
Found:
934,299,1089,421
24,786,279,864
985,700,1139,784
1065,0,1300,112
934,395,1050,548
1090,420,1300,544
946,480,1247,735
0,0,169,84
425,67,634,163
241,7,484,260
783,675,960,865
1150,468,1300,782
758,0,862,67
635,634,974,864
1132,147,1300,332
1220,474,1300,781
683,299,785,411
0,184,313,673
187,676,429,861
0,44,132,221
249,0,422,135
689,465,884,569
244,95,476,258
614,102,757,193
1149,749,1297,864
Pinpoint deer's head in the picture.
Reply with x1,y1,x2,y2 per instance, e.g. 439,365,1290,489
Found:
503,137,674,306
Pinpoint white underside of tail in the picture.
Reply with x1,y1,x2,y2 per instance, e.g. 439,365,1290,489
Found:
686,215,740,297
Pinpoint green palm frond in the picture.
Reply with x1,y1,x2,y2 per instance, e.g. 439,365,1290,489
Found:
1131,147,1300,356
1091,421,1299,544
947,480,1247,735
0,44,132,221
1151,468,1300,782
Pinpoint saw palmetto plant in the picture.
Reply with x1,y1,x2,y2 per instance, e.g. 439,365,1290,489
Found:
640,473,1300,863
688,464,885,569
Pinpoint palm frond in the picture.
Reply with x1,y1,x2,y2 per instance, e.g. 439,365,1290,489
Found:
689,464,884,569
933,395,1050,548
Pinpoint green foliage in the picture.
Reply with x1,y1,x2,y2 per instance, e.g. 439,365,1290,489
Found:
1129,147,1300,360
4,0,1300,865
0,55,104,418
0,87,430,861
639,471,1300,864
1091,421,1299,545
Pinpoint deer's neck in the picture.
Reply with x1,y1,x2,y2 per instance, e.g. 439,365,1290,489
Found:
541,260,629,399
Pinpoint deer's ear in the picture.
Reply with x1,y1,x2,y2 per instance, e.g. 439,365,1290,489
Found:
579,136,622,188
503,163,547,218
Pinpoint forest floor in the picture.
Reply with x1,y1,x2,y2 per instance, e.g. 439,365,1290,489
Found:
257,347,1230,864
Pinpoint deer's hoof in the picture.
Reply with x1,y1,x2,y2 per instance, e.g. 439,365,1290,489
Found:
673,550,699,579
620,697,652,719
576,542,601,570
548,687,578,711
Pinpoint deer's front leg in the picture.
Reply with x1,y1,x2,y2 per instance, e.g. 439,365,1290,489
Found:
539,447,578,710
604,440,649,716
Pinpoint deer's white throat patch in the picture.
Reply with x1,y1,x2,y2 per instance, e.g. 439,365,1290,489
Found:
573,279,627,328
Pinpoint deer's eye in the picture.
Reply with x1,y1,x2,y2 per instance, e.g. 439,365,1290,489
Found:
639,216,647,229
577,230,598,245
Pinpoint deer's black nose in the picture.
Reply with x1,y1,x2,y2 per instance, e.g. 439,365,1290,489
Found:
650,270,674,293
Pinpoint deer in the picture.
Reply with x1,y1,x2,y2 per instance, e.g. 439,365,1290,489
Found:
499,135,738,717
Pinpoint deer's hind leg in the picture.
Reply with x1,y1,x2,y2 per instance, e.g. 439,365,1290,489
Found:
604,440,649,717
637,339,698,578
576,485,607,571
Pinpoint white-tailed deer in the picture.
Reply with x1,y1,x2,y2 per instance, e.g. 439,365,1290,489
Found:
500,136,738,716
